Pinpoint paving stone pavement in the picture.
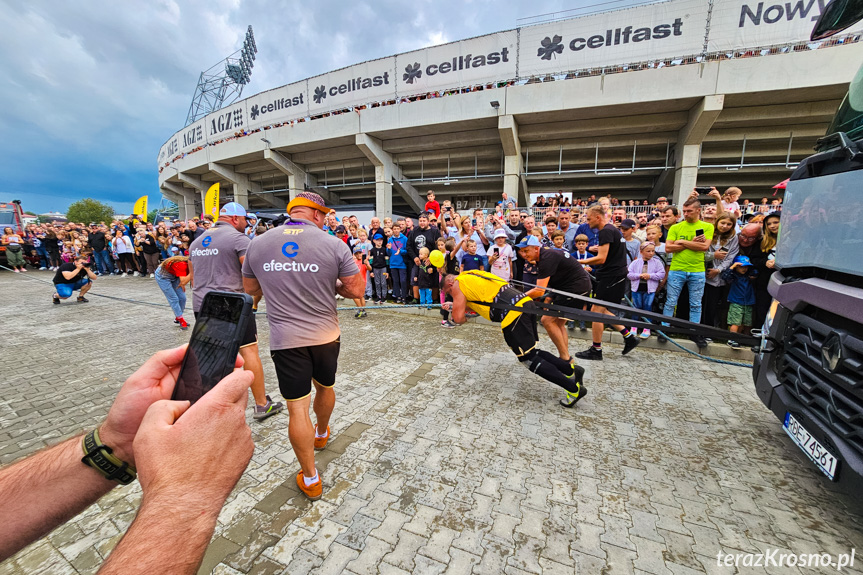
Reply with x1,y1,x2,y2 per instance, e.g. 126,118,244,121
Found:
1,270,862,575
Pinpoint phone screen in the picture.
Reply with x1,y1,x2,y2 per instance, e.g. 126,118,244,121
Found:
695,228,705,237
494,247,500,255
172,292,251,405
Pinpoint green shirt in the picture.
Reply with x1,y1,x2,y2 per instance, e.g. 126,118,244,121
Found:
667,220,713,272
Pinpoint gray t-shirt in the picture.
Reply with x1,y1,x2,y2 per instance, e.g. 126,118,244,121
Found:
242,217,356,350
189,221,249,312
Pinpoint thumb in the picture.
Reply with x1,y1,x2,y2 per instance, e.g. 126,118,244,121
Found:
139,399,190,429
202,369,254,408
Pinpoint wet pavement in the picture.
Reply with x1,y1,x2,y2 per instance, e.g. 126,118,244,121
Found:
1,270,861,574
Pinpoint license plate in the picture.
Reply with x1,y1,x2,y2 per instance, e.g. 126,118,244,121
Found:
784,413,839,481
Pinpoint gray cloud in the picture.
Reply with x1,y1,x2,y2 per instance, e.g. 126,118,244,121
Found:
2,0,649,213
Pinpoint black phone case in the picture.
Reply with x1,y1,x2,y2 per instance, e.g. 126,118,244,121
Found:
171,291,254,403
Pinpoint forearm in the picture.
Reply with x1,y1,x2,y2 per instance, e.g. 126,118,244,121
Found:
99,494,220,575
0,436,115,560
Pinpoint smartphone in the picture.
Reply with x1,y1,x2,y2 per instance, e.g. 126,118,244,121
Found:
471,218,477,225
694,228,705,238
493,247,500,255
694,186,713,194
171,291,254,405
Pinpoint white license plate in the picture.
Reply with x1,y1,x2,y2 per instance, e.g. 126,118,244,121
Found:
784,413,839,481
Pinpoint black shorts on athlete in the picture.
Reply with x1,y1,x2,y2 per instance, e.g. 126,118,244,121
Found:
593,276,627,307
193,311,258,347
501,302,539,359
271,339,341,401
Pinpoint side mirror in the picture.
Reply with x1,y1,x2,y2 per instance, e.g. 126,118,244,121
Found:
811,0,863,40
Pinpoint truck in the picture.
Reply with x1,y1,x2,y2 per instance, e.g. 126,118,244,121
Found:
753,0,863,497
0,200,26,268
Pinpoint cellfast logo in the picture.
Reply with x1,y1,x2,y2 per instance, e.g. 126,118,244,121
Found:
536,18,684,59
250,93,305,121
402,48,511,84
312,72,391,104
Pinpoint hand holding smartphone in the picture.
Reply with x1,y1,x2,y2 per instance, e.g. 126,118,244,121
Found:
171,292,254,406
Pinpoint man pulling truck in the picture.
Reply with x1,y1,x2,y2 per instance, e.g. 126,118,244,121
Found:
441,270,587,407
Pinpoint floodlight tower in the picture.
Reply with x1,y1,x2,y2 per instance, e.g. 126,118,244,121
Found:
185,26,258,126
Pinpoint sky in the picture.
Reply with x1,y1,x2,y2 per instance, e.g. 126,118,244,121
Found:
1,0,651,215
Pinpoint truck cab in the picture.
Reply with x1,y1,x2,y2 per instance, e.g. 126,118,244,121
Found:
752,0,863,495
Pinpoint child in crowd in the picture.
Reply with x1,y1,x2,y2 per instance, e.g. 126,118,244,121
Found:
355,228,373,300
437,237,459,328
352,248,371,318
620,219,641,265
460,239,484,272
488,229,515,280
627,242,665,338
387,225,408,304
722,255,758,349
551,230,567,252
572,233,593,331
416,247,437,308
369,234,389,305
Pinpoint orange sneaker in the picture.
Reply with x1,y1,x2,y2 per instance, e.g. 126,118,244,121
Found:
314,425,330,450
297,470,322,500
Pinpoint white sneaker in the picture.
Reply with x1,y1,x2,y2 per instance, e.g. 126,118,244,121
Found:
149,273,155,278
122,273,127,277
39,267,47,270
133,271,140,277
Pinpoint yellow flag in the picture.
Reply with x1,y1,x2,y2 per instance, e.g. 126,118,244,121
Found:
133,195,148,222
204,183,220,221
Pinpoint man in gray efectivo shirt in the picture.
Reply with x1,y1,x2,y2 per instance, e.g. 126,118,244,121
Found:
188,201,284,422
242,192,365,501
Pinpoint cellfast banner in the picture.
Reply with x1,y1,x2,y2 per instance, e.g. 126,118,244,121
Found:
244,81,308,131
396,31,518,97
159,0,858,168
517,0,708,77
707,0,863,52
306,57,397,115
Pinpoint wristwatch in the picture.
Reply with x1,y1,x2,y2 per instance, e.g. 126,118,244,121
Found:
81,428,137,485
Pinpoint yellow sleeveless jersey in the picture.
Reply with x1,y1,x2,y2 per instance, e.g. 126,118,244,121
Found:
456,270,531,328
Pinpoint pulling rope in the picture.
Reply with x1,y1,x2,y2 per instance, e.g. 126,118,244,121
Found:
2,265,759,367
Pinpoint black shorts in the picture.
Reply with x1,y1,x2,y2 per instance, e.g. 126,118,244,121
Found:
194,311,257,347
593,276,627,307
271,340,341,401
551,293,588,311
501,304,539,359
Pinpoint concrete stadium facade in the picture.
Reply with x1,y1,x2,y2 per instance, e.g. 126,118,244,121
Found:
158,2,863,219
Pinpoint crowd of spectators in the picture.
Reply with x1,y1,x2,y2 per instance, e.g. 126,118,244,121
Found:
15,214,270,278
12,184,782,346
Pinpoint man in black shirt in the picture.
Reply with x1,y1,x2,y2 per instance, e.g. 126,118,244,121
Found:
516,236,592,363
53,254,97,304
88,224,113,276
575,205,640,360
407,213,442,303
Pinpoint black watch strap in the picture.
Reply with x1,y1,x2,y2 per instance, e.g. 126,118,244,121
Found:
81,428,137,485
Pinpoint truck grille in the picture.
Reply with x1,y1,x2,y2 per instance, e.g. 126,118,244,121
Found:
777,311,863,456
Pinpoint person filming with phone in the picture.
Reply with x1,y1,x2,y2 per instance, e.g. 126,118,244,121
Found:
0,347,254,573
242,192,365,501
661,195,713,349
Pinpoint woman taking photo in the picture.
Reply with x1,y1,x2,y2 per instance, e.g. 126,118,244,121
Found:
1,227,27,272
155,252,191,329
702,213,739,328
111,229,135,276
453,216,490,268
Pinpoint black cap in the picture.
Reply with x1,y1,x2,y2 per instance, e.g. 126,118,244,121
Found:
620,218,637,229
335,225,347,233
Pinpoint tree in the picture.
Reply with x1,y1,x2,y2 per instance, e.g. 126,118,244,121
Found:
66,199,114,225
147,208,159,223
